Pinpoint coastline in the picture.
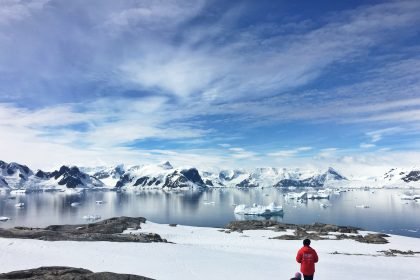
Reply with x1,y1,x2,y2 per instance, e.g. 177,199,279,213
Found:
0,219,419,280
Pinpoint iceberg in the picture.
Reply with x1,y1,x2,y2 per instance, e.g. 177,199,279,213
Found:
0,216,10,222
15,202,24,208
83,215,101,221
285,191,307,200
234,202,283,216
308,193,330,199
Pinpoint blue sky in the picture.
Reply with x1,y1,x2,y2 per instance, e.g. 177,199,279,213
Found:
0,0,420,176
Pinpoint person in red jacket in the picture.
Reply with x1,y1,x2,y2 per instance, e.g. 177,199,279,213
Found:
296,238,319,280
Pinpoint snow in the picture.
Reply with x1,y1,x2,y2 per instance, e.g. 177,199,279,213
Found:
0,222,419,279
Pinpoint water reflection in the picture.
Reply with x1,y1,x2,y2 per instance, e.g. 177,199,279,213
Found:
0,188,419,237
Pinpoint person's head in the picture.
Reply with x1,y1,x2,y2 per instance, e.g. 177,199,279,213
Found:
303,238,311,246
294,272,302,279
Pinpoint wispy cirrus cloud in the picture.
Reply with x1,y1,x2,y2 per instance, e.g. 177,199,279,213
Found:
0,0,420,174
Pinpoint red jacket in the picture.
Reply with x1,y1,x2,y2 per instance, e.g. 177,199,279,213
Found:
296,245,319,276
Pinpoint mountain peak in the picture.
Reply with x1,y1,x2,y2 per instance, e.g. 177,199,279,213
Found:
159,161,173,170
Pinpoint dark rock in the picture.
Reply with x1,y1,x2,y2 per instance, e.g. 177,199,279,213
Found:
35,170,51,179
0,217,165,243
352,233,389,244
205,179,213,186
0,178,8,186
225,220,375,243
402,170,420,182
180,168,204,185
115,174,133,188
236,178,258,188
0,266,153,279
133,177,149,187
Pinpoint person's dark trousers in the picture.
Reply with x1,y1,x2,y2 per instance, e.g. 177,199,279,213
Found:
303,275,314,280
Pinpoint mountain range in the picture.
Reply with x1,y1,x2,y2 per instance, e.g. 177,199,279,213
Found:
0,159,419,192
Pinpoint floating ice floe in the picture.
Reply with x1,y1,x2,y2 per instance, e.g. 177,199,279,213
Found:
71,202,81,207
10,189,28,195
0,216,10,222
95,200,104,204
15,202,24,208
308,193,330,200
285,192,307,200
234,202,283,216
320,203,329,208
82,215,101,221
355,205,370,208
203,201,215,205
400,194,420,200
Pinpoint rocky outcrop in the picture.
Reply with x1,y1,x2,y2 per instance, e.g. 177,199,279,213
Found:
402,170,420,182
162,169,205,189
223,221,387,243
0,217,165,243
0,266,153,279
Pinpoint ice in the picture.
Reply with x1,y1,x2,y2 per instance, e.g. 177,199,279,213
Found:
82,215,101,221
355,205,370,208
285,191,307,200
203,201,215,205
70,202,81,207
14,202,24,208
234,202,283,216
0,216,10,222
10,189,28,195
308,192,330,199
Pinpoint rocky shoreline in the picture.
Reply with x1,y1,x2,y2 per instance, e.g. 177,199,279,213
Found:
0,217,389,244
0,217,165,243
224,220,389,244
0,266,153,279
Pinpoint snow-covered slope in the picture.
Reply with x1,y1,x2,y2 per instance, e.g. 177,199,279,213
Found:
114,162,206,190
200,167,347,188
0,160,105,191
84,165,126,187
2,159,420,191
1,221,419,280
34,165,105,190
0,160,33,189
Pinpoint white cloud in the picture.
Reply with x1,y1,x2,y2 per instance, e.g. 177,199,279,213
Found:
268,147,313,157
0,0,50,25
218,143,231,148
360,143,376,149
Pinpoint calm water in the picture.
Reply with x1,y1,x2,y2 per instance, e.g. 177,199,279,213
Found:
0,188,419,238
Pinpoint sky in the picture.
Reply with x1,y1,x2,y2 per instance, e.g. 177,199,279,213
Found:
0,0,420,177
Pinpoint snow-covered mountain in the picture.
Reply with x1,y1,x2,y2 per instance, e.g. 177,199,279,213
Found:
0,160,33,189
0,160,105,192
1,159,420,192
113,162,205,190
34,165,104,190
383,168,420,185
200,167,347,188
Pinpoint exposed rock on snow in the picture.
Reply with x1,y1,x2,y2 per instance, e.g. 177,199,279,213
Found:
0,266,153,280
0,217,165,243
224,221,389,244
1,159,420,191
